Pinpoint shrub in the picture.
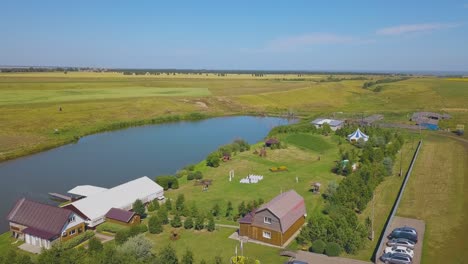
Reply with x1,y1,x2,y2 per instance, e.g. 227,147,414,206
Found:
187,173,195,181
207,216,215,232
206,152,221,167
87,237,103,252
128,224,148,237
194,171,203,180
171,214,182,228
194,216,205,230
325,242,342,257
61,230,95,249
309,239,326,254
184,216,194,229
184,164,196,171
155,176,179,190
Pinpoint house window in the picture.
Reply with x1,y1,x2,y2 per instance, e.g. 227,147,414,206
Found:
62,231,67,237
262,231,271,239
69,229,76,236
264,217,272,224
68,216,75,223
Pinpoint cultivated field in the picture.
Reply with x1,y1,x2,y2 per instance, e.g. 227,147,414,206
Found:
1,72,467,161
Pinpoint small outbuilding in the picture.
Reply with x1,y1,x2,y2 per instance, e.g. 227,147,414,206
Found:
347,128,369,142
105,208,140,226
265,138,279,147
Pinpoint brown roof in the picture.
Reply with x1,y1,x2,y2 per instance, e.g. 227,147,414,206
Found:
239,210,256,224
256,190,306,232
7,198,72,239
105,208,135,223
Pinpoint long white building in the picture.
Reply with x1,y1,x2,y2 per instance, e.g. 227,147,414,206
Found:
64,176,164,227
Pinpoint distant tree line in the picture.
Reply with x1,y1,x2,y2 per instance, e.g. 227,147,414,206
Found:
362,77,411,89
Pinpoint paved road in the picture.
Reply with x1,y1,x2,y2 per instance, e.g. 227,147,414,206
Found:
376,216,425,264
295,251,372,264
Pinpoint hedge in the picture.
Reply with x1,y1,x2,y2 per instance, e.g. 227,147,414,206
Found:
61,231,95,250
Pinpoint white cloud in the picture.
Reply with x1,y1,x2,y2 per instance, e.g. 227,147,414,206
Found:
258,33,373,52
376,23,460,36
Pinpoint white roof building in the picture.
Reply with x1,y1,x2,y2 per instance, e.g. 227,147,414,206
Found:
68,185,108,197
311,118,344,131
64,176,164,227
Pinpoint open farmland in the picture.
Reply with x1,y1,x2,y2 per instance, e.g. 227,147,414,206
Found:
0,72,467,163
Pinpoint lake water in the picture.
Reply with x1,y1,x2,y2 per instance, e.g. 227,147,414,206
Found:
0,116,292,231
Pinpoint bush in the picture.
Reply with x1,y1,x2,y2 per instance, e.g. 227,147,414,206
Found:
309,239,326,254
184,216,194,229
155,176,179,190
128,224,148,237
133,199,146,217
175,169,188,179
88,237,103,252
207,216,215,232
325,242,342,257
62,230,95,249
171,214,182,228
194,171,203,180
206,152,221,167
184,164,196,171
187,173,195,181
115,224,147,245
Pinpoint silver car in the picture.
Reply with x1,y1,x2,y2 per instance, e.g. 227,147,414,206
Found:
386,238,415,249
380,252,412,264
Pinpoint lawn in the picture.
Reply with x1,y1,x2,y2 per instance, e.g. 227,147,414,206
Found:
398,134,468,264
284,133,334,153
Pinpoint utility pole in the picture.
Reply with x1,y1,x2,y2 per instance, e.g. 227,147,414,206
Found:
371,192,375,241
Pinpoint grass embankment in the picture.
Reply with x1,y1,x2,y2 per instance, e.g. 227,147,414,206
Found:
398,134,468,264
1,72,467,162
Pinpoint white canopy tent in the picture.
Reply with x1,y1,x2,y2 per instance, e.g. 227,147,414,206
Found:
347,128,369,142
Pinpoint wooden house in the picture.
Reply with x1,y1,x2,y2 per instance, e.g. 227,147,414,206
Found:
239,190,306,246
7,198,85,249
105,208,140,226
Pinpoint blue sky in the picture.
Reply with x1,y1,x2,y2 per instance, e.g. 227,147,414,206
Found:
1,0,467,71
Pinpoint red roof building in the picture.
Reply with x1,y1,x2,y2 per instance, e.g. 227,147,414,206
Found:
105,208,140,226
239,190,306,246
7,198,85,249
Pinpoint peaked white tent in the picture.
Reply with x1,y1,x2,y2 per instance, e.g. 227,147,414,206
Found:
347,128,369,142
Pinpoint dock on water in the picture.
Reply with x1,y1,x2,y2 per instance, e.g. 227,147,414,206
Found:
48,192,73,202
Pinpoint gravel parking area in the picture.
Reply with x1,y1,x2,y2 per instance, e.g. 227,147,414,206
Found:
377,216,425,264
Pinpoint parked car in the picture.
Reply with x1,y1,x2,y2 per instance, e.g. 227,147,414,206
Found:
388,228,418,243
284,261,308,264
395,226,417,235
386,238,416,249
384,246,414,258
380,252,412,264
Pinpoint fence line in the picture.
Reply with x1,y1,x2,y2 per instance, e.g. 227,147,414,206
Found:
372,140,423,263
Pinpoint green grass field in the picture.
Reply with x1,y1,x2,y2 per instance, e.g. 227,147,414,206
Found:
398,134,468,264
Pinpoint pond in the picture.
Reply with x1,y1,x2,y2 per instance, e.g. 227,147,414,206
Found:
0,116,293,231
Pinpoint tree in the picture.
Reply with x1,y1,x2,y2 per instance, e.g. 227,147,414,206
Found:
383,157,393,176
166,199,173,211
184,216,194,229
149,215,163,234
171,213,182,228
181,249,195,264
176,194,185,211
325,242,342,257
157,207,169,225
159,244,179,264
206,151,221,167
238,201,246,217
115,230,129,245
191,203,199,218
117,234,153,261
211,203,220,217
133,199,146,217
195,215,205,230
207,215,215,232
88,237,103,252
225,201,233,218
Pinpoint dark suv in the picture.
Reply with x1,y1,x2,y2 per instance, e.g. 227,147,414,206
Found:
380,252,412,264
388,227,418,243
